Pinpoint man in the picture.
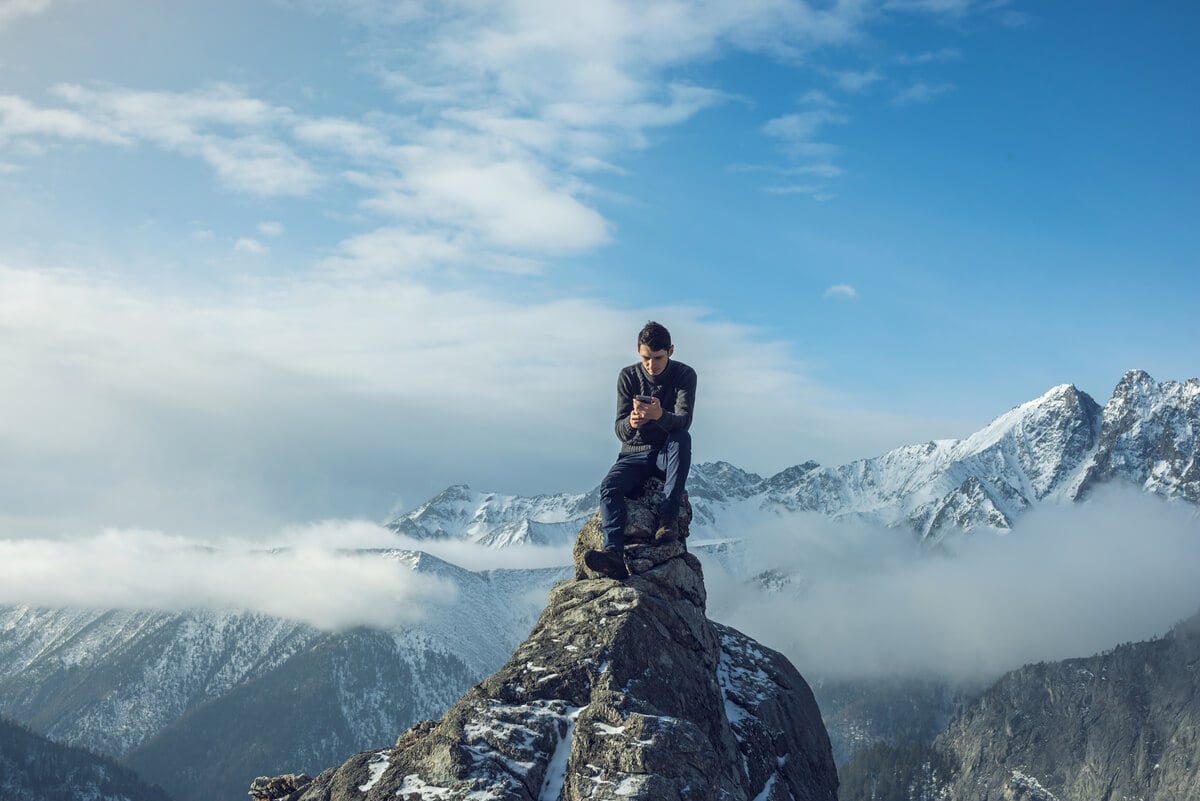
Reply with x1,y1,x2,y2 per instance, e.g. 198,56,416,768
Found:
584,321,697,581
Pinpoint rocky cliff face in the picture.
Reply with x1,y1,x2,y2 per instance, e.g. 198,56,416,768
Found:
933,612,1200,801
285,485,838,801
1076,370,1200,504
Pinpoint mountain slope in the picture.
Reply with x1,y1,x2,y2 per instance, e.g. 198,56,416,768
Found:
0,715,171,801
933,612,1200,800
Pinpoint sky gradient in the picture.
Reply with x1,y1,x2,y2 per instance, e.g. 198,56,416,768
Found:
1,0,1197,538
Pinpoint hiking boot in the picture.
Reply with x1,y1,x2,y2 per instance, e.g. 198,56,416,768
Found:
653,517,679,543
584,547,629,580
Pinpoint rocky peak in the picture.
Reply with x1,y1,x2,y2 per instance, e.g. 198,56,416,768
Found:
1077,370,1200,502
687,462,766,502
279,480,838,801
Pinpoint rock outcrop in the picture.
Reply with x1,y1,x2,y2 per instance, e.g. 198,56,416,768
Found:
279,480,838,800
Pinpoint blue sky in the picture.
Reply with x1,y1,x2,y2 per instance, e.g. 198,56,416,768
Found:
1,0,1196,537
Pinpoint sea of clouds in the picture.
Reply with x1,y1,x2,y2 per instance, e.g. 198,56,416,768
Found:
2,484,1196,683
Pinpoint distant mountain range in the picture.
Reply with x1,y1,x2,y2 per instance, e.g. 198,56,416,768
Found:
388,370,1198,544
1,370,1196,800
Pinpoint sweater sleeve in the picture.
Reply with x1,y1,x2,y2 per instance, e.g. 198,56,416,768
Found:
654,364,697,432
614,368,639,443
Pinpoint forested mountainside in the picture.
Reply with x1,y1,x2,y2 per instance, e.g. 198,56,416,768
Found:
0,714,171,801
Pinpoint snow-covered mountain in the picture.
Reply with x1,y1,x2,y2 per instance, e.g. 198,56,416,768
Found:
387,370,1198,544
0,551,571,801
2,370,1194,800
387,484,600,545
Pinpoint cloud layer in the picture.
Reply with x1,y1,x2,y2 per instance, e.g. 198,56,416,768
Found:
702,486,1200,682
0,524,454,630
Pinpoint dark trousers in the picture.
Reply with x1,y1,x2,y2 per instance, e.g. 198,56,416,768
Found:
599,429,691,550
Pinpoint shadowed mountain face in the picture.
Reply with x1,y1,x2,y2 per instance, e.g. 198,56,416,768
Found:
0,714,171,801
931,613,1200,801
286,487,839,801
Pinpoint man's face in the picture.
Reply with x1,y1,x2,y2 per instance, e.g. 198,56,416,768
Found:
638,344,673,377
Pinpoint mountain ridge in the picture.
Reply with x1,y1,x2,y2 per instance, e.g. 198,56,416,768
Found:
387,370,1198,545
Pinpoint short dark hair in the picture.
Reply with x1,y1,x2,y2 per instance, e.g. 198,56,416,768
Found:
637,320,672,352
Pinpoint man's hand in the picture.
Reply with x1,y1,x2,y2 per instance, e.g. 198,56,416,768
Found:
630,397,663,428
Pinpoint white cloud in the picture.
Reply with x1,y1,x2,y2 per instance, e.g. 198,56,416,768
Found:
199,136,319,196
702,487,1200,681
823,284,858,300
897,47,962,64
234,237,268,254
258,221,285,237
3,84,320,196
0,264,953,538
833,68,884,93
0,0,57,28
727,162,843,179
763,184,820,197
892,80,956,105
0,526,456,630
798,90,839,107
795,163,844,178
884,0,977,14
763,109,848,140
0,94,128,144
762,109,848,158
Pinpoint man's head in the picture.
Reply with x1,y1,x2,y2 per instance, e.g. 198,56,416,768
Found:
637,320,674,377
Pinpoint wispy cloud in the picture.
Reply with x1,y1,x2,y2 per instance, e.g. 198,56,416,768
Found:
884,0,977,15
4,84,319,196
0,525,456,629
0,0,59,28
258,221,285,237
703,487,1200,681
824,284,858,300
897,47,962,65
798,90,840,108
726,162,843,178
0,94,128,145
762,109,848,158
833,68,885,93
234,237,268,254
891,80,956,105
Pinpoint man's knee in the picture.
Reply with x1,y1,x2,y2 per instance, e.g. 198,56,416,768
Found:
667,429,691,450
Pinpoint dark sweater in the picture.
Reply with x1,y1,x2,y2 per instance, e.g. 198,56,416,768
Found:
613,359,697,453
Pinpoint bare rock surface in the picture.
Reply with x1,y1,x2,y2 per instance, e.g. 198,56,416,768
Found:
279,480,838,801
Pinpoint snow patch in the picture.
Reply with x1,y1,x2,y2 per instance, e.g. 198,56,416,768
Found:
538,705,583,801
357,750,391,792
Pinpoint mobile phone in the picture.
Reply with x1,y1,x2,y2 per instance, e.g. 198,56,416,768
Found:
634,394,655,403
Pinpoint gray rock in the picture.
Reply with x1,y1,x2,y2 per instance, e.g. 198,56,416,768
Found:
287,480,837,801
250,773,313,800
